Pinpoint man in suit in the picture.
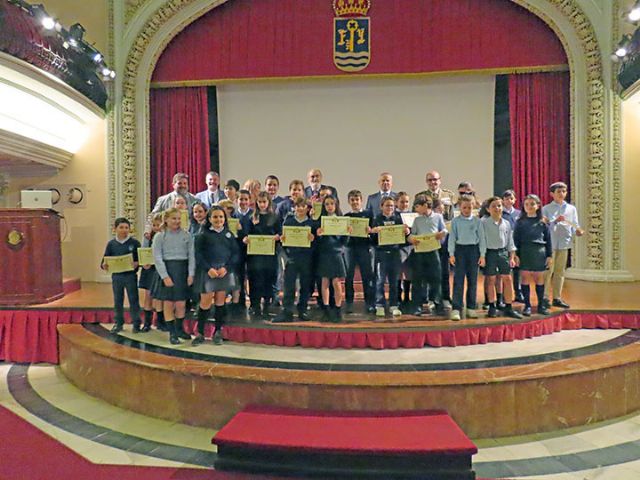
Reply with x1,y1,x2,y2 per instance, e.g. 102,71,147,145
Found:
195,171,226,208
414,170,457,221
365,172,397,217
304,168,338,201
151,172,199,213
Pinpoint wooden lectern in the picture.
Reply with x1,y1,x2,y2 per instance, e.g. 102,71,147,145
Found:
0,209,64,305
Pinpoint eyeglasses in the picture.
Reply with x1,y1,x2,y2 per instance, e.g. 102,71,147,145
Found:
427,178,440,182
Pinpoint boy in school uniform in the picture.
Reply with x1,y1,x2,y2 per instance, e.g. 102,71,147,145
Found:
101,217,142,333
276,179,306,224
265,175,286,208
541,182,584,308
481,196,523,319
273,197,316,322
223,179,240,208
448,195,486,320
408,196,447,316
235,189,253,309
502,190,523,303
344,190,375,314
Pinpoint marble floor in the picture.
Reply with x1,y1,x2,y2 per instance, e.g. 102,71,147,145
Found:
3,327,640,479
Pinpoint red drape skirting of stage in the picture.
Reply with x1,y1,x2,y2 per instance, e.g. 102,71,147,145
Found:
2,310,638,364
509,72,570,199
149,87,210,203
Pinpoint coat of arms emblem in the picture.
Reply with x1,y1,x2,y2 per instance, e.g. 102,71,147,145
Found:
333,0,371,72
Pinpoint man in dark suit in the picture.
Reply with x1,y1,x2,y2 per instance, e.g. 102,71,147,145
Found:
304,168,338,200
195,171,226,208
365,172,397,217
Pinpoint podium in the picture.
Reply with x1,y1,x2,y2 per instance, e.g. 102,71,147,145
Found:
0,209,64,305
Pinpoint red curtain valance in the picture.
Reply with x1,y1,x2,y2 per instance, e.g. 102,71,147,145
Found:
152,0,567,84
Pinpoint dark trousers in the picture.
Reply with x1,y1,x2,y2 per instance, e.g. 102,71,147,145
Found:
438,245,451,301
282,257,312,313
112,272,140,326
452,244,480,311
375,250,401,307
345,245,375,307
237,252,247,304
413,251,442,307
248,262,277,307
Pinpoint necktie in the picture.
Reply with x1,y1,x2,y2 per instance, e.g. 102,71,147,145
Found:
211,192,216,205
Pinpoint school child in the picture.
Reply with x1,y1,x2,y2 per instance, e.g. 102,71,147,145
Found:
432,199,453,309
395,191,414,308
265,175,285,208
447,196,486,320
481,197,522,319
151,208,196,344
190,202,208,235
138,213,164,332
514,194,552,316
244,191,281,318
408,196,447,317
223,179,240,206
502,190,523,303
273,197,316,322
344,190,375,314
243,179,262,207
193,206,239,345
542,182,584,308
219,199,244,315
371,196,408,317
316,195,350,321
275,179,306,223
101,217,142,333
236,189,253,309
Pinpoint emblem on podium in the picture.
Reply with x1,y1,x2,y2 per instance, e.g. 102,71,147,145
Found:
333,0,371,72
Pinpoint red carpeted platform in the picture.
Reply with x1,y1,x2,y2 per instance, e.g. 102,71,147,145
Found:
0,404,273,480
213,406,478,479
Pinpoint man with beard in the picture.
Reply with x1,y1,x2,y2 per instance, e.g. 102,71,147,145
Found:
152,173,199,213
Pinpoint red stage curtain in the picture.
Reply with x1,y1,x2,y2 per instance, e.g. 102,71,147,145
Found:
152,0,567,83
509,72,570,199
149,87,210,203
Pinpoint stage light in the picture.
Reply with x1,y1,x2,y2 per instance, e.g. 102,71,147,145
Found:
68,38,78,48
109,70,116,79
101,67,111,77
615,35,632,58
629,2,640,22
41,16,55,30
92,53,103,63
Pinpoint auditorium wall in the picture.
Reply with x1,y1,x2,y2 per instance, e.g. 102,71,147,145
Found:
623,98,640,279
5,0,110,282
217,75,496,202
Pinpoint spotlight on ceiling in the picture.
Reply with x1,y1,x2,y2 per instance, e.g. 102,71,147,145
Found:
615,35,632,58
629,3,640,22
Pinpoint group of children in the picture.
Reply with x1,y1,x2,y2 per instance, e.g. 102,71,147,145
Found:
102,173,583,345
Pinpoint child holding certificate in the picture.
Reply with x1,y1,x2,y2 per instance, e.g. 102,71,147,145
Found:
316,195,350,322
447,196,486,321
245,191,281,318
219,199,244,315
151,208,196,344
395,192,414,309
193,206,240,346
344,190,375,314
514,194,552,316
371,197,408,318
408,196,447,317
139,212,164,332
101,217,141,333
273,197,316,322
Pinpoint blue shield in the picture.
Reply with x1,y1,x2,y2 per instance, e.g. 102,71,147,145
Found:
334,17,370,72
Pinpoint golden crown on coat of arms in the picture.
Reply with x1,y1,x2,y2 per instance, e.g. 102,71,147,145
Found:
332,0,371,17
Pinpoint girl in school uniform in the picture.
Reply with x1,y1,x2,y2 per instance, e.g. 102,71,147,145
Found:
219,199,244,316
193,206,240,345
244,191,281,318
151,208,195,344
316,195,350,322
190,202,207,235
139,212,163,332
513,194,553,316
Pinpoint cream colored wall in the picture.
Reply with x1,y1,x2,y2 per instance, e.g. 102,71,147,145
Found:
4,0,110,282
622,97,640,279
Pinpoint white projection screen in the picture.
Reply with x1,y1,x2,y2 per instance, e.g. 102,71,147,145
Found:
217,75,496,203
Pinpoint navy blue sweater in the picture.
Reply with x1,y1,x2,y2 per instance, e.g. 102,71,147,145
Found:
371,213,405,252
102,237,141,276
282,215,317,259
195,227,240,271
513,217,552,258
345,210,373,248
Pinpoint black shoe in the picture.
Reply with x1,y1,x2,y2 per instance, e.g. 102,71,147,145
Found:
345,303,354,314
367,305,377,314
433,304,446,316
272,312,293,323
333,307,343,323
538,305,550,315
191,334,205,346
141,323,151,333
482,302,490,311
132,324,141,334
110,323,123,334
488,305,498,318
522,306,532,317
552,299,570,309
505,307,523,319
213,331,224,345
514,293,525,304
496,301,507,310
411,308,423,317
262,305,271,319
169,333,181,345
157,322,169,332
298,311,311,321
248,306,262,317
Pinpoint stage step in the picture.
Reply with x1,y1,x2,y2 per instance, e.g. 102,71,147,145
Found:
213,406,478,479
62,277,81,295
